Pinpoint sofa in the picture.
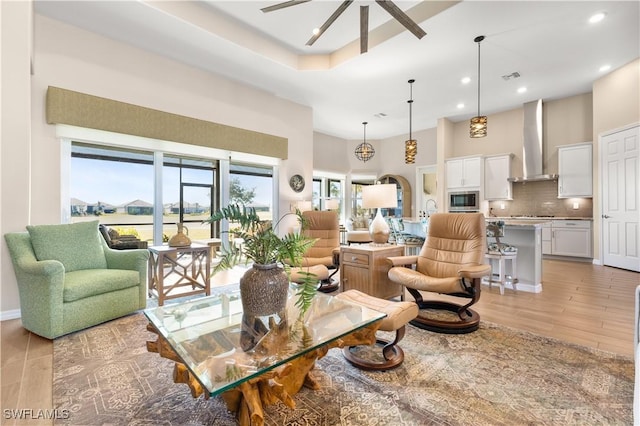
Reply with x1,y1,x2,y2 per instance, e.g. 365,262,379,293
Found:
4,220,149,339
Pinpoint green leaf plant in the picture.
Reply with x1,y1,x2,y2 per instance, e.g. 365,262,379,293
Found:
204,204,320,316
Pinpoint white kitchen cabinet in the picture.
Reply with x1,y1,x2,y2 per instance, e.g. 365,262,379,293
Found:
446,156,482,189
484,154,513,200
550,220,592,258
541,222,552,255
558,143,592,198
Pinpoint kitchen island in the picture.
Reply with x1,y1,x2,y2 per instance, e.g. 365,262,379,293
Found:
485,219,548,293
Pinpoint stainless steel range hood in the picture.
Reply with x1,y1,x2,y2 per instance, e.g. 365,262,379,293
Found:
508,99,559,182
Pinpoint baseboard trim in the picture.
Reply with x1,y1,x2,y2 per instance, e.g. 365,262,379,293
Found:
1,309,21,321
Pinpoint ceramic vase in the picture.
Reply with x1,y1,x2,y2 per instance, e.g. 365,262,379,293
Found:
239,263,289,317
168,223,191,247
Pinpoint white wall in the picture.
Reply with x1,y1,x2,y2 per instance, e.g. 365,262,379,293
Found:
375,128,437,218
1,1,33,318
314,127,438,219
592,58,640,260
0,12,314,316
448,94,593,178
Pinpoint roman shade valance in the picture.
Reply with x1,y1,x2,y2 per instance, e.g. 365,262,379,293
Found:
46,86,288,159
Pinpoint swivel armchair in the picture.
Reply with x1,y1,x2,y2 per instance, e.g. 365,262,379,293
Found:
289,210,340,293
4,220,149,339
386,213,491,334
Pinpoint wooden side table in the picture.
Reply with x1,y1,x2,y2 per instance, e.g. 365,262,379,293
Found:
192,238,222,259
148,243,211,305
340,244,405,300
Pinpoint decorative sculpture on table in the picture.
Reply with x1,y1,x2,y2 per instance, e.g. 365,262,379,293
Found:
168,223,191,247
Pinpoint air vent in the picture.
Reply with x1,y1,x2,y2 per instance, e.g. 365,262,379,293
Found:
501,72,521,81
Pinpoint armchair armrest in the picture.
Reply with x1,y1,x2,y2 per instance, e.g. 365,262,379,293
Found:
332,247,341,266
386,255,418,267
458,264,492,279
15,257,65,277
104,245,149,271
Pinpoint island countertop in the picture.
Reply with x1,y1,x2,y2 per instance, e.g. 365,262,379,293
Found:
491,216,593,221
487,219,548,228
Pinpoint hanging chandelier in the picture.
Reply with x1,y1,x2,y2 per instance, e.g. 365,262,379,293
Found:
355,121,375,162
470,35,487,138
405,79,417,164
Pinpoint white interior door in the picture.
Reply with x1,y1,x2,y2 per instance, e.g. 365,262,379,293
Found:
601,125,640,272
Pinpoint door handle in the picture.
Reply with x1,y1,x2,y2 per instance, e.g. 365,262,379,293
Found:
602,214,611,219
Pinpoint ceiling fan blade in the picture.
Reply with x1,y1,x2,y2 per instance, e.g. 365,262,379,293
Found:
261,0,312,14
375,0,426,39
306,0,354,46
360,5,369,53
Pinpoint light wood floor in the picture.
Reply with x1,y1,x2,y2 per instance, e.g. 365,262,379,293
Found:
1,260,638,425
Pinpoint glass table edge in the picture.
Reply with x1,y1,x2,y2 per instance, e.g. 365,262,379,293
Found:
142,292,386,397
203,310,386,396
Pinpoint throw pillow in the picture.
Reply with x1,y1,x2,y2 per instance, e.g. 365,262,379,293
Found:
27,221,107,272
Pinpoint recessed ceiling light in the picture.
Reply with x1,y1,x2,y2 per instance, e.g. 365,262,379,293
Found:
312,27,320,35
599,64,611,72
517,87,527,94
461,77,471,84
589,12,606,24
457,103,465,109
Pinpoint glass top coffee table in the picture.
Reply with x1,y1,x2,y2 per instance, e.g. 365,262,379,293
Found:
144,286,385,425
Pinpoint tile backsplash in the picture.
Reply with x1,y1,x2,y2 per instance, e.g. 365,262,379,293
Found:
487,180,593,218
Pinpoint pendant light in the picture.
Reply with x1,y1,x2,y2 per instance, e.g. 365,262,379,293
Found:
405,79,417,164
355,121,375,162
470,35,487,138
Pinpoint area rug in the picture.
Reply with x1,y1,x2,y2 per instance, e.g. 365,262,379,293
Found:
53,308,634,425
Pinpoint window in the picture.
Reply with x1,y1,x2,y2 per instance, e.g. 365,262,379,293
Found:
352,181,373,218
70,143,219,244
230,163,274,221
312,178,322,210
163,155,218,241
70,143,155,241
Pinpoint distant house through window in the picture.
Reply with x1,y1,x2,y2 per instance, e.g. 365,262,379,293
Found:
70,143,219,244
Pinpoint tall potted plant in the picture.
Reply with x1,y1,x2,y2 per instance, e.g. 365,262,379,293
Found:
205,204,318,318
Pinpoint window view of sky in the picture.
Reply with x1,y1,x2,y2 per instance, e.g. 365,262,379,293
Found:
71,157,273,208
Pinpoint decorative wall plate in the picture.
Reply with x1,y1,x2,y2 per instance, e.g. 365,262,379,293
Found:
289,174,305,193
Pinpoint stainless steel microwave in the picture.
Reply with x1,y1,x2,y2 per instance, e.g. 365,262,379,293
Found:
448,191,480,212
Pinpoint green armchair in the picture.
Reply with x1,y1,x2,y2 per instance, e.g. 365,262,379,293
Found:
4,220,149,339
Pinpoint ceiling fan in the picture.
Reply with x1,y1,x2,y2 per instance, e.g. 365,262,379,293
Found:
261,0,427,54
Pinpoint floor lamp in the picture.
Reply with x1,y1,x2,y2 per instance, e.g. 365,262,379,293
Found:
362,184,398,245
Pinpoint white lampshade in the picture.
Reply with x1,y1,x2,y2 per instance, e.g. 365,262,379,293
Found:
362,184,397,245
325,198,340,210
362,184,397,209
295,200,312,212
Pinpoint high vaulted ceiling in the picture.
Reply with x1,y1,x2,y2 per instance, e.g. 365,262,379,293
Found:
35,1,639,140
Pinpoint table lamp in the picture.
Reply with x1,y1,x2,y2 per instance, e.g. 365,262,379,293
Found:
362,183,397,245
325,198,340,211
295,200,312,212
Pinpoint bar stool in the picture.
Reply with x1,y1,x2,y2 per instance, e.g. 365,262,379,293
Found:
485,251,518,295
402,241,422,256
485,221,518,295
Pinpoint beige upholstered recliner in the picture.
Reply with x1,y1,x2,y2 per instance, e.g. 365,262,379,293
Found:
289,210,340,292
386,213,491,334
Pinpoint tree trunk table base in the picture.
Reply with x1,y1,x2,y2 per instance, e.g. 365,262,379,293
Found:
146,321,381,426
